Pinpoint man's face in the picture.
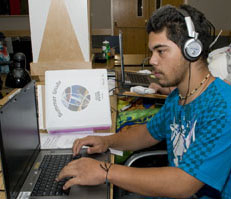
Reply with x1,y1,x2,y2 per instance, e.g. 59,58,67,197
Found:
148,30,188,87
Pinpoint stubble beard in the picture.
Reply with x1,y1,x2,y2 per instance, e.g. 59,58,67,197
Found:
159,64,187,88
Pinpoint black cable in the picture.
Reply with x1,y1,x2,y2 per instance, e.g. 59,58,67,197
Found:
107,182,110,199
110,105,117,113
114,78,123,83
173,62,192,150
100,162,112,199
183,62,192,105
109,87,118,93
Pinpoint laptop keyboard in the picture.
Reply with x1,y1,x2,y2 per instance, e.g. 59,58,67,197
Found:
31,154,79,196
126,72,150,85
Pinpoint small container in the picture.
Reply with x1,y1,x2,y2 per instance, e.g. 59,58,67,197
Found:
102,40,111,60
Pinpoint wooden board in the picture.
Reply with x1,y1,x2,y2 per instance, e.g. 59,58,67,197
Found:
38,0,85,63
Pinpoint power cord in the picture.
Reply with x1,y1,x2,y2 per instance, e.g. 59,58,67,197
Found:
142,57,151,70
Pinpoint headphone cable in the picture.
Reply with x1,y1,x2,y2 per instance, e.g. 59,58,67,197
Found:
183,62,192,106
173,62,191,151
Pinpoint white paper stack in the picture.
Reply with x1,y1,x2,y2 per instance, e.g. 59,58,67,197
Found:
45,69,112,133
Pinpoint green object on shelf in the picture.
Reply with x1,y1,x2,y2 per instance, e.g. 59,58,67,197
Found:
102,40,111,60
115,150,133,164
117,108,160,132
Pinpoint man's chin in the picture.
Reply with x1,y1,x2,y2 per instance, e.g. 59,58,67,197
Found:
158,81,169,87
159,82,173,88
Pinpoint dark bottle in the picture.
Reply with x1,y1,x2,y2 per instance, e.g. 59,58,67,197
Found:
5,52,31,88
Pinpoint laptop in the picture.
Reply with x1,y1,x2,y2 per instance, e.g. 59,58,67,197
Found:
118,31,159,87
0,81,109,199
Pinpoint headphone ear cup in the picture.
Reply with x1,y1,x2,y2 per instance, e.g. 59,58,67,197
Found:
183,38,203,62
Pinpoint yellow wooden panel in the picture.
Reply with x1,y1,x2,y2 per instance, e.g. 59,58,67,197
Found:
0,192,6,199
113,0,149,28
114,27,149,54
0,163,5,192
148,0,156,16
162,0,184,7
0,173,4,191
112,0,185,54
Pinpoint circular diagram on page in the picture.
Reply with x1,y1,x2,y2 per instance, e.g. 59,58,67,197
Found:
61,85,91,111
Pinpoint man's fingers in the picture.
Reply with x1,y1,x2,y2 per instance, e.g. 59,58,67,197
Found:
87,145,102,154
63,177,80,190
72,139,87,155
72,139,81,155
72,137,95,155
56,165,76,181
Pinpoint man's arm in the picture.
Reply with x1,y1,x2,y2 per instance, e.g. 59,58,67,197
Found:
149,82,175,95
73,124,160,155
105,124,160,151
57,158,204,198
107,164,204,198
61,126,204,198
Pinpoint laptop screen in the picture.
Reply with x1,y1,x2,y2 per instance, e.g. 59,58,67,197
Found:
0,81,40,199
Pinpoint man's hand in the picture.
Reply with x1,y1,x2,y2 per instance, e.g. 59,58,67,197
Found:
149,83,175,95
72,136,109,156
56,157,106,190
149,82,162,92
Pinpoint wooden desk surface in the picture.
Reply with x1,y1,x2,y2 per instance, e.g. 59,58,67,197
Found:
114,54,147,66
0,193,5,199
117,89,167,99
0,162,5,199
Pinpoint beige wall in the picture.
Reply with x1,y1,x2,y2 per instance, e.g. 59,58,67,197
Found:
0,15,30,31
90,0,111,29
188,0,231,31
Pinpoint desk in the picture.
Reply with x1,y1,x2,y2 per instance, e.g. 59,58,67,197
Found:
0,74,15,102
0,192,4,199
0,163,4,199
117,88,167,99
0,88,18,107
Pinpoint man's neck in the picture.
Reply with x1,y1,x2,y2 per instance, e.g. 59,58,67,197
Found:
178,61,213,105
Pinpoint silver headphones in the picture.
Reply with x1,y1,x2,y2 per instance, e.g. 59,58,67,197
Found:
177,8,203,62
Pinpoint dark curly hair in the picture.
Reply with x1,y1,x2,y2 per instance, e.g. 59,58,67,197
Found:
146,4,214,62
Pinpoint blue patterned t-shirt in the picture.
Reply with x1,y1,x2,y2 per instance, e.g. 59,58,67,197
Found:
147,78,231,199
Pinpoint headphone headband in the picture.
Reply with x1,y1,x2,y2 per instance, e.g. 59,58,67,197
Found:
177,8,198,39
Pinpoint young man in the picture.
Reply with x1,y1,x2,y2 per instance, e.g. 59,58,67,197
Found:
57,5,231,198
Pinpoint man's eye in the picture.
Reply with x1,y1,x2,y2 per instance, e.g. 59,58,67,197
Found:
158,49,165,54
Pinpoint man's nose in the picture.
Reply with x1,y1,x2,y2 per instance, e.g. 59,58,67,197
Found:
149,53,158,66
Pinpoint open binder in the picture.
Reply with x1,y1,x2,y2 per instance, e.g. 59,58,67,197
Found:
45,69,112,133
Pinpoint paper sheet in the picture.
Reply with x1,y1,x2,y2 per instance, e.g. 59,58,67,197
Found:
40,132,123,156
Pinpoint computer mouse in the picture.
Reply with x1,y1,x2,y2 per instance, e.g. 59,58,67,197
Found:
72,154,81,160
